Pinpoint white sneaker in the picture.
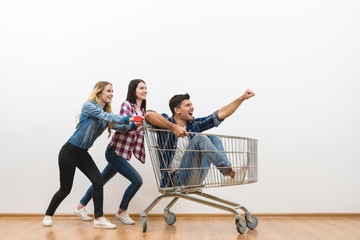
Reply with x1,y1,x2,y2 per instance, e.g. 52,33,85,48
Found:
115,211,135,225
93,217,116,229
42,215,52,226
74,207,92,221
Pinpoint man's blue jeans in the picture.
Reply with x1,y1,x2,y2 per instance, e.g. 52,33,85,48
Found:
80,147,143,211
173,135,230,186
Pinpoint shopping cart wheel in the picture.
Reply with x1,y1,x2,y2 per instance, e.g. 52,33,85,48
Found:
236,219,247,234
141,216,147,232
164,212,176,225
245,215,258,230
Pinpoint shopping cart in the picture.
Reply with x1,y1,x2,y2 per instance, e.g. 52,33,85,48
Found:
140,127,258,234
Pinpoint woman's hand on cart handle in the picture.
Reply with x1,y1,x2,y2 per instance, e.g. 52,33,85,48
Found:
130,116,144,128
135,121,144,128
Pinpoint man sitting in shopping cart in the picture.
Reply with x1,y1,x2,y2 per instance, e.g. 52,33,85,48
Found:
145,89,255,188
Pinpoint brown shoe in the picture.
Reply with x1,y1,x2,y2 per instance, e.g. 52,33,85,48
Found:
225,167,235,178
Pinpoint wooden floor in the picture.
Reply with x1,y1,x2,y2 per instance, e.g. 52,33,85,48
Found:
1,215,360,240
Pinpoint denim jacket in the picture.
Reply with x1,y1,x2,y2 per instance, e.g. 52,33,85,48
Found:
68,101,135,149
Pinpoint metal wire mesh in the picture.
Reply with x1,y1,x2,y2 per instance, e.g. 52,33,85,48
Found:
144,127,258,193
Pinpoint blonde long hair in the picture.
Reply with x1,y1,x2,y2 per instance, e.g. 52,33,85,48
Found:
77,81,114,137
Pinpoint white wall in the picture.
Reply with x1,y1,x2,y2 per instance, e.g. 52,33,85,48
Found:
0,0,359,215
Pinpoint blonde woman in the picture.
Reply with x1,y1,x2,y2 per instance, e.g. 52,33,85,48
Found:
42,81,142,229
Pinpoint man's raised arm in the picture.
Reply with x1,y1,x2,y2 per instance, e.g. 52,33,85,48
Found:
217,89,255,121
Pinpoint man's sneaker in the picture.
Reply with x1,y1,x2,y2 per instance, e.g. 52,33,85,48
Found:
74,207,92,221
115,211,135,225
42,215,52,226
93,217,116,229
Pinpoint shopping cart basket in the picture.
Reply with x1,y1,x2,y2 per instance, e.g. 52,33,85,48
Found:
140,127,258,234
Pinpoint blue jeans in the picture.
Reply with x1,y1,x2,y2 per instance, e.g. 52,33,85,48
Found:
173,135,230,186
80,147,143,211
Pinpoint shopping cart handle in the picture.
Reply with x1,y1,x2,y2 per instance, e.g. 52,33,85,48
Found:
134,116,144,122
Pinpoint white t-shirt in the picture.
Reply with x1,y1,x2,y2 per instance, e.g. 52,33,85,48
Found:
169,129,189,173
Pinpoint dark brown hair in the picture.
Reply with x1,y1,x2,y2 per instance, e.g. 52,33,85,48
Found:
169,93,190,115
126,79,146,111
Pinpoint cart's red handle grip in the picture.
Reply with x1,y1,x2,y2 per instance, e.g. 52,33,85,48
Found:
134,116,144,122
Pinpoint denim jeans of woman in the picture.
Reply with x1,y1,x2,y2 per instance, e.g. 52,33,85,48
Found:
45,142,104,218
80,147,143,211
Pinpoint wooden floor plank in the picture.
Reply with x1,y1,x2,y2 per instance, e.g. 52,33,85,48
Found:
0,215,360,240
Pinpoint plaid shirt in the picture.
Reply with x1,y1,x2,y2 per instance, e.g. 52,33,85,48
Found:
150,110,223,187
108,101,145,163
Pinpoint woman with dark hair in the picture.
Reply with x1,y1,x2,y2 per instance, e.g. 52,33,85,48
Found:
74,79,147,225
43,81,141,229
